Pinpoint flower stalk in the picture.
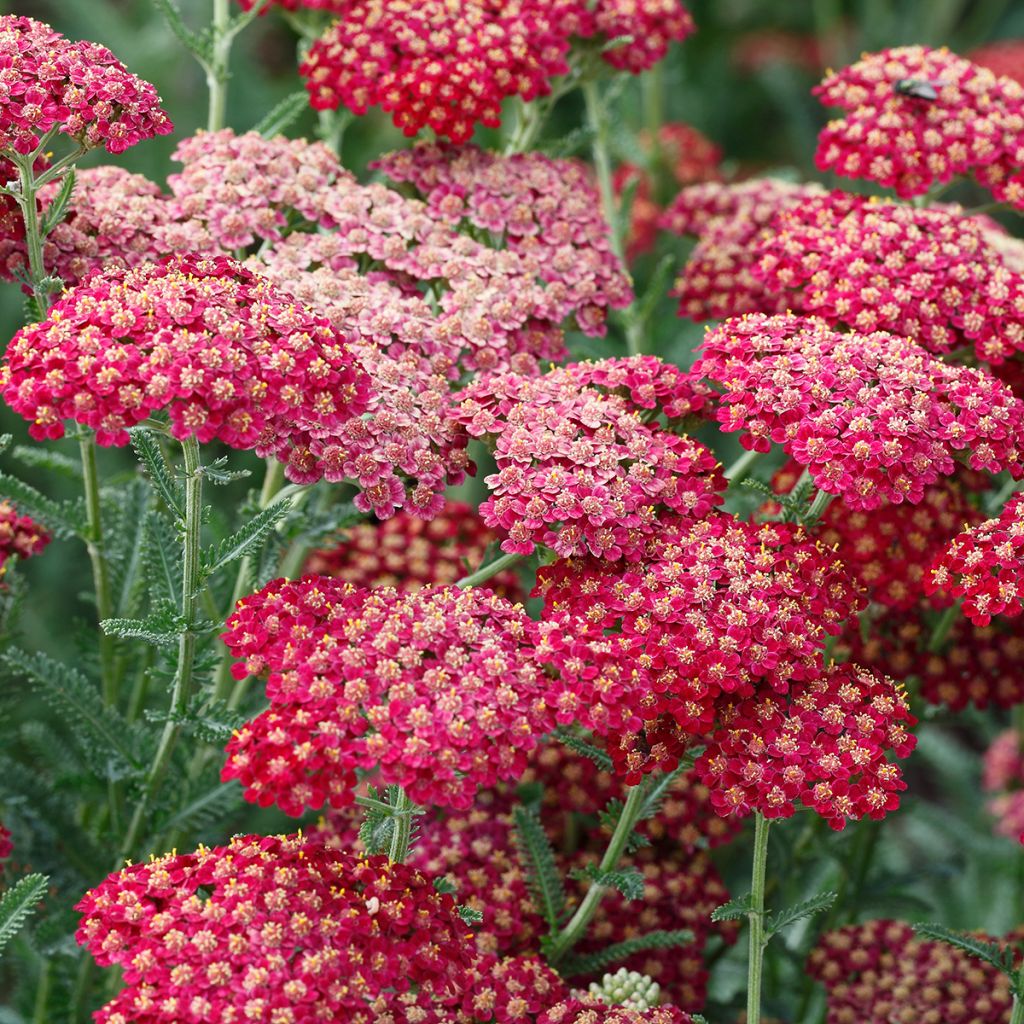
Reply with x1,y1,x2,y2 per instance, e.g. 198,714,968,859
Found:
746,812,772,1024
456,550,524,588
388,787,415,864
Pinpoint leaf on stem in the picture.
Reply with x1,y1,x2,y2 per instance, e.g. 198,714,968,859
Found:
553,726,613,772
254,91,311,138
201,500,293,578
129,428,184,520
710,892,754,922
151,0,210,60
766,891,837,938
559,928,694,977
39,169,76,238
0,469,85,539
512,806,567,929
568,864,645,901
0,874,48,958
913,923,1018,979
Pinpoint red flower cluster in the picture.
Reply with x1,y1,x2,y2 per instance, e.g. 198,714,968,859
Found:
378,143,633,336
0,16,172,155
537,511,862,739
0,499,50,573
300,0,574,143
927,495,1024,625
982,729,1024,841
306,501,522,598
76,833,476,1024
0,824,11,861
568,0,695,74
540,1004,693,1024
970,39,1024,87
814,46,1024,208
695,664,917,830
222,579,562,812
696,313,1024,508
461,955,571,1023
808,920,1018,1024
452,358,722,559
1,255,371,469
660,179,825,321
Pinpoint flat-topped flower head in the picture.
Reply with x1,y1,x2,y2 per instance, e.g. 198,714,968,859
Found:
808,919,1018,1024
76,833,476,1024
222,579,562,813
461,954,571,1023
300,0,574,143
540,1003,694,1024
0,254,371,474
537,511,863,738
756,192,999,356
927,494,1024,624
660,178,825,321
377,143,633,336
0,15,172,156
695,313,1024,508
306,500,522,598
696,663,917,830
814,45,1024,206
567,0,695,74
451,358,724,559
0,499,50,573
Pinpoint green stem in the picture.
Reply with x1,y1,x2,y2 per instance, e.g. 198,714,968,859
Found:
806,487,835,522
13,157,49,311
927,603,959,653
746,812,772,1024
547,783,646,962
80,435,116,703
207,0,231,131
456,551,524,588
1011,984,1024,1024
388,787,414,863
724,447,760,484
32,961,51,1024
117,437,204,861
582,79,643,357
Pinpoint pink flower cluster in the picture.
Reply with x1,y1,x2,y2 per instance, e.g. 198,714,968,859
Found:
660,178,825,321
76,832,476,1024
696,664,917,830
463,955,570,1023
378,143,633,336
982,729,1024,841
0,499,50,573
695,313,1024,508
222,579,562,813
541,1005,693,1024
0,16,172,155
926,495,1024,624
814,46,1024,208
0,255,371,474
451,357,723,559
567,0,696,74
536,511,862,742
306,500,522,599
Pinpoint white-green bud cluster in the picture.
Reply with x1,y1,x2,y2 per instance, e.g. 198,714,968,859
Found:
588,967,661,1010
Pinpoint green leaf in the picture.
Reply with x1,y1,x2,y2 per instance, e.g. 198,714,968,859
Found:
560,928,694,977
569,864,644,901
201,456,250,486
636,254,676,329
597,799,649,855
156,783,243,837
201,500,292,578
129,428,184,520
711,893,754,923
254,91,311,137
512,806,567,929
0,470,84,539
766,891,837,938
458,906,484,925
913,923,1018,979
359,786,396,856
639,764,687,823
433,878,458,897
11,446,80,479
141,511,181,607
101,614,184,647
143,699,248,743
0,875,48,958
151,0,209,59
40,169,76,237
554,727,613,772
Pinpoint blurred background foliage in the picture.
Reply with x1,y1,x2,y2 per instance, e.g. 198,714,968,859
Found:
1,0,1023,1018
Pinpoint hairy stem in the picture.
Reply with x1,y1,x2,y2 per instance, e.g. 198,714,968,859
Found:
746,812,772,1024
13,157,49,310
456,551,523,588
388,787,415,863
1011,983,1024,1024
118,437,204,860
207,0,232,131
547,783,645,962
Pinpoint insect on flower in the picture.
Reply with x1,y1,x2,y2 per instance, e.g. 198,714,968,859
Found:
893,76,947,100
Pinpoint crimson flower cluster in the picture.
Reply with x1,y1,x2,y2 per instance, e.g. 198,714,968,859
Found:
0,824,11,861
0,255,371,476
75,833,476,1024
0,499,49,573
540,1005,694,1024
807,919,1018,1023
814,45,1024,208
927,495,1024,624
222,579,564,812
0,16,172,155
695,313,1024,508
452,357,722,559
461,955,571,1023
696,664,917,830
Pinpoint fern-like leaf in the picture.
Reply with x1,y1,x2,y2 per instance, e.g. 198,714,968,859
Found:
0,470,84,539
569,864,644,901
156,783,244,837
766,891,837,938
141,511,181,607
201,501,292,578
553,727,613,772
512,807,566,929
711,893,754,923
0,874,48,957
40,169,76,237
11,446,80,479
913,923,1018,979
254,91,310,137
129,428,183,519
560,928,694,977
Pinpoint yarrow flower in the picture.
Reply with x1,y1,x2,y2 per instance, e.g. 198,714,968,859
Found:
695,664,917,830
982,729,1024,842
536,511,863,742
566,0,696,74
970,39,1024,87
222,579,563,813
305,501,522,599
0,16,172,156
695,313,1024,508
0,499,50,574
75,832,476,1024
0,254,371,476
927,495,1024,624
814,45,1024,208
807,920,1019,1024
451,357,723,559
660,179,825,321
459,954,571,1023
539,1003,694,1024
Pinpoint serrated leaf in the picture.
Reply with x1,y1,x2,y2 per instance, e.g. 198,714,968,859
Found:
11,446,80,479
636,254,676,328
0,435,11,456
0,470,84,539
144,699,248,743
569,864,644,901
0,875,48,958
359,786,397,856
254,91,310,137
913,923,1018,978
457,905,484,925
766,891,837,937
513,806,567,929
560,928,694,977
202,500,292,578
201,456,250,486
141,511,181,607
151,0,209,58
554,727,613,772
129,428,184,519
101,615,183,647
711,893,754,922
639,765,687,823
40,169,76,237
433,878,458,896
156,783,243,837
